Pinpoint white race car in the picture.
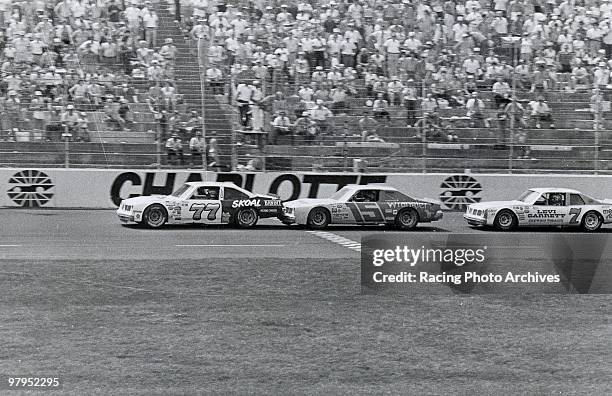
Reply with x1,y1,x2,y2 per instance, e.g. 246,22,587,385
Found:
464,187,612,231
116,182,283,228
280,184,443,229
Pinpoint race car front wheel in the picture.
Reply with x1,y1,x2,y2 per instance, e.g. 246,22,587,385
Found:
494,209,516,231
307,207,330,229
581,211,602,232
235,208,258,228
395,208,419,230
143,204,168,228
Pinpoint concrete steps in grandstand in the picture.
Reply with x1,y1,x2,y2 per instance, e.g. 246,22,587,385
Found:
154,1,233,168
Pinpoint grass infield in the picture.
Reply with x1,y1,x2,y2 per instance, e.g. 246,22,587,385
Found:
1,258,611,394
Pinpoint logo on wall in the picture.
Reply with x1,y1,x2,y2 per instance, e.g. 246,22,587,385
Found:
7,170,55,207
439,175,481,210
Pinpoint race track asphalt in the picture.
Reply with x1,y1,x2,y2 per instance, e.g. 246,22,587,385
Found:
1,209,611,261
2,209,612,394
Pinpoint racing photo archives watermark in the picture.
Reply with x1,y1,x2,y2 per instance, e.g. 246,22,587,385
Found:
361,234,612,294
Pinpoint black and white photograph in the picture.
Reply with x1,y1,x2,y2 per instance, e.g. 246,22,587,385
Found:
1,0,611,394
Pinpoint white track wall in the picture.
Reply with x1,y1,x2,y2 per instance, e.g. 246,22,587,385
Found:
1,168,611,210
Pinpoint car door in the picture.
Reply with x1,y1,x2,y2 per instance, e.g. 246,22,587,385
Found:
346,189,385,224
181,186,222,224
567,193,587,226
529,192,570,226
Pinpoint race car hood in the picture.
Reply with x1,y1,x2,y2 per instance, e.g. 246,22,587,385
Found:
283,198,337,208
599,198,612,205
468,200,524,210
120,195,177,207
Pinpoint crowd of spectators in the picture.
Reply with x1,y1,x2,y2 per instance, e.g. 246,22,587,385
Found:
0,0,194,143
173,0,612,145
2,0,612,151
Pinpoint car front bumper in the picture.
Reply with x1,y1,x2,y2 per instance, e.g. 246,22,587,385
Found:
463,213,487,226
117,209,137,224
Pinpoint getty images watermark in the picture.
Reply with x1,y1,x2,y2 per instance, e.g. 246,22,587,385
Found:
361,234,612,294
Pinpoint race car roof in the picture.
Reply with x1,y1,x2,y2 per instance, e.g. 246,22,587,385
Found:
341,184,398,191
185,181,241,188
529,187,583,194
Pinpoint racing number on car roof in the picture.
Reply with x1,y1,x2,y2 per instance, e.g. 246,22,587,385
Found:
189,203,220,221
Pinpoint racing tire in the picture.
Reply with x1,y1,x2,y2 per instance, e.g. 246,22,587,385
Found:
395,208,419,230
307,207,330,229
581,211,603,232
142,204,168,228
493,209,517,231
234,208,259,228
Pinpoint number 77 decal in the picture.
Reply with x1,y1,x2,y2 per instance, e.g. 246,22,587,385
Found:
189,203,220,221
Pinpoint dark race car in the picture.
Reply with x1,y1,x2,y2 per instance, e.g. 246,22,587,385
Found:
280,184,443,229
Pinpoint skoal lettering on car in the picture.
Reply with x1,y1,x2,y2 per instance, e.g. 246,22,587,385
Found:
232,199,262,208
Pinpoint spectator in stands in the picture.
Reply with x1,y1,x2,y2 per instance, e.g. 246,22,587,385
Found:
465,92,488,128
76,112,90,142
166,132,183,166
189,131,205,167
235,80,253,128
372,93,391,122
207,131,220,169
60,104,79,139
206,66,224,95
402,79,419,127
142,4,159,48
103,96,124,131
570,61,590,92
492,78,511,108
358,111,378,142
159,38,177,66
504,99,528,130
528,96,555,129
29,91,49,141
414,112,445,142
310,99,333,135
294,111,318,144
117,98,133,131
270,111,293,145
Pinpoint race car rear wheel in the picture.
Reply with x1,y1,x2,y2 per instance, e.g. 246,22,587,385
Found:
581,211,602,232
494,209,516,231
143,204,167,228
235,208,258,228
395,208,419,230
307,207,330,229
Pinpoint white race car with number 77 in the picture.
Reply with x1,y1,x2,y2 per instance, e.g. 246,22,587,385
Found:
464,188,612,232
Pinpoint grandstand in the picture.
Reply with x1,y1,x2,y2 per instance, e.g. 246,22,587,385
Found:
1,0,612,173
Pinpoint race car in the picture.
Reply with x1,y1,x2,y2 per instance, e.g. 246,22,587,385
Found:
280,184,443,229
464,187,612,232
116,182,283,228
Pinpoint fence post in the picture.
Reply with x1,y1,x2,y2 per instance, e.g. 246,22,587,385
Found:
594,91,602,175
63,133,70,168
156,128,161,169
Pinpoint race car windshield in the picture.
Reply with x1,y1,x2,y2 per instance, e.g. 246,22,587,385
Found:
170,184,190,198
518,190,539,203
